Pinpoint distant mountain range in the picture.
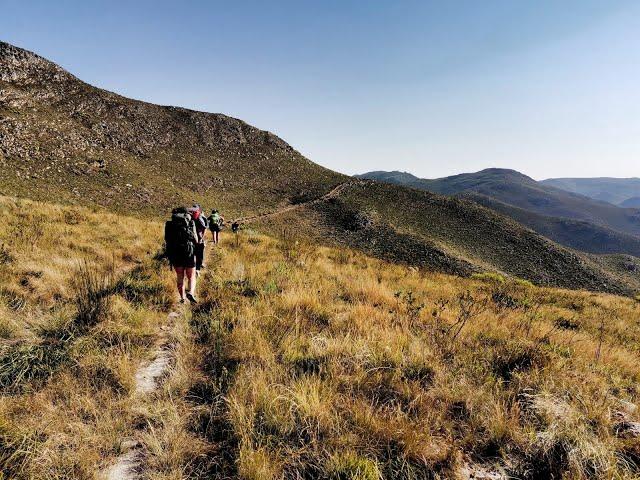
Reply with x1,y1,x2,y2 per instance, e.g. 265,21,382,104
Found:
541,177,640,206
2,40,639,294
357,169,640,257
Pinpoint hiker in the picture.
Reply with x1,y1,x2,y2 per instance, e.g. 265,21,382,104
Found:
188,204,208,276
164,207,198,304
208,209,225,244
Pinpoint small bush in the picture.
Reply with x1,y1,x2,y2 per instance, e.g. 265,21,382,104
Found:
263,279,279,295
492,289,521,310
490,341,548,381
554,317,580,331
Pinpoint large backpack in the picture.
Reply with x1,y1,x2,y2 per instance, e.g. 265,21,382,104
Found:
165,212,196,261
208,213,223,229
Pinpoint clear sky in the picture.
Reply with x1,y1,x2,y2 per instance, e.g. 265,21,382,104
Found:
2,0,639,179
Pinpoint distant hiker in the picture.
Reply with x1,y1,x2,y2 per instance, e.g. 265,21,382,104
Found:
188,204,208,276
164,207,198,304
208,209,225,244
231,221,240,247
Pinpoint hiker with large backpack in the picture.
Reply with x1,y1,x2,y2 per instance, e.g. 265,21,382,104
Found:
165,207,198,303
188,204,208,276
208,209,225,245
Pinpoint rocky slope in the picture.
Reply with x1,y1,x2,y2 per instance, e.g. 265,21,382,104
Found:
0,41,345,216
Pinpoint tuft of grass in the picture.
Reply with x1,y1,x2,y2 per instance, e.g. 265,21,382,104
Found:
0,340,69,391
0,418,38,479
471,271,506,284
72,260,115,330
114,261,172,310
0,244,14,265
327,451,382,480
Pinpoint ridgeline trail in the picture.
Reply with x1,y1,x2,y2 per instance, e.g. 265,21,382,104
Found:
233,181,357,225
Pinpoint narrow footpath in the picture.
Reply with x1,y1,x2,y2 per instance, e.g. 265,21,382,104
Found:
100,310,181,480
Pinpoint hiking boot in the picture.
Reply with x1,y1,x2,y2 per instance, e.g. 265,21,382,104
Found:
186,293,197,304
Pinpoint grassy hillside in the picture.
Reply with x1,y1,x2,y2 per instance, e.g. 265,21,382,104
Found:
0,195,177,478
255,181,640,294
463,192,640,257
3,196,640,478
621,197,640,208
359,169,640,256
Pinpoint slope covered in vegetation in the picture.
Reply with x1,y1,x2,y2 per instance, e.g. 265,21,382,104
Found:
2,196,640,479
0,41,345,217
358,169,640,257
1,40,637,294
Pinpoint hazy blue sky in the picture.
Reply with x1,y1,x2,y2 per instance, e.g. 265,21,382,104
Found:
2,0,639,179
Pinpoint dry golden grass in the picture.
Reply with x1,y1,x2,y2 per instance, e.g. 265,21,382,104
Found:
180,229,640,479
2,196,640,479
0,196,177,479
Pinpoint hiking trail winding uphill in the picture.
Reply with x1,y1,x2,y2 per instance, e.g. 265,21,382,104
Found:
234,180,358,224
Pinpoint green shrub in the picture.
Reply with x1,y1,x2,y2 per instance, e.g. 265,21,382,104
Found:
515,278,535,289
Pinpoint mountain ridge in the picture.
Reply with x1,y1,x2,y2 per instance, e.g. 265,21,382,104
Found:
359,169,640,251
1,40,638,294
541,176,640,206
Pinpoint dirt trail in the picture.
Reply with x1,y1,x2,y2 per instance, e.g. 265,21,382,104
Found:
234,181,356,224
100,311,181,480
99,183,355,478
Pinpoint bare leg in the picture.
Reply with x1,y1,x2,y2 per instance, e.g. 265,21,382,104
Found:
185,267,196,296
174,266,186,301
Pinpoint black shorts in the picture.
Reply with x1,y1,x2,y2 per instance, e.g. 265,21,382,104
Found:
170,254,196,269
210,224,221,233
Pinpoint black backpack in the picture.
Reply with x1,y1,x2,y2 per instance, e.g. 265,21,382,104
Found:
165,212,196,260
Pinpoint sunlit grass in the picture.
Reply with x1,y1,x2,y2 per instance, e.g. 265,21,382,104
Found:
2,195,640,478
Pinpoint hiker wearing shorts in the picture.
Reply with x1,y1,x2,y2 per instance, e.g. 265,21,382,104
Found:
208,209,224,245
189,204,208,276
164,207,198,304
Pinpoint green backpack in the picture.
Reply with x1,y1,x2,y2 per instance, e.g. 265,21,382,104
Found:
208,213,223,228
